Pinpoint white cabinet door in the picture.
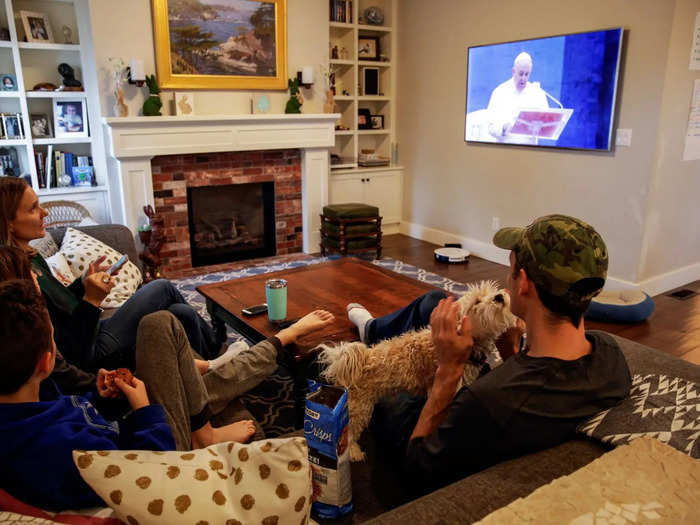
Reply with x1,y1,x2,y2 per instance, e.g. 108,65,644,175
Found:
329,174,365,204
329,169,402,225
364,172,401,224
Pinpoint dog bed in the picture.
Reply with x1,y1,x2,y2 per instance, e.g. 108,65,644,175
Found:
585,289,654,323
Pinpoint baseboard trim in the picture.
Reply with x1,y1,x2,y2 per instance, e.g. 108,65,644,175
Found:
399,221,509,266
399,221,699,296
636,261,700,297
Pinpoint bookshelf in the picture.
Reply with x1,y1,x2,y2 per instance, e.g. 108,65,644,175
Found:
328,0,402,231
0,0,109,222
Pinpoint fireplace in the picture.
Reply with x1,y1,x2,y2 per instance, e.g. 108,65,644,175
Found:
187,182,276,267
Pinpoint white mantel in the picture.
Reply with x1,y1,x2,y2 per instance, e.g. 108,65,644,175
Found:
103,114,339,254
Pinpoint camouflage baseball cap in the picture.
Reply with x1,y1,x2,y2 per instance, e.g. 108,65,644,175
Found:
493,214,608,308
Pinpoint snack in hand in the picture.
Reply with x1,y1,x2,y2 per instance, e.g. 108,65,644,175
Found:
99,368,135,397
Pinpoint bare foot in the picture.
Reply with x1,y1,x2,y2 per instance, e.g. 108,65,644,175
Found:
277,310,335,346
191,420,256,448
194,359,209,375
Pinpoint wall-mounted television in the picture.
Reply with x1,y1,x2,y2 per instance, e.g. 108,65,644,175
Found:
465,28,623,151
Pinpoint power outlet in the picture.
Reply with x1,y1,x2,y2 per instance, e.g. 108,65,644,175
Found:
492,216,501,231
616,128,632,147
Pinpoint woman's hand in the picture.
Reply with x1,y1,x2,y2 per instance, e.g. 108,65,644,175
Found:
87,255,109,275
83,271,114,307
276,310,335,346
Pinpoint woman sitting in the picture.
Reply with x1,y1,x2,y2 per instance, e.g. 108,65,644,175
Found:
0,177,221,371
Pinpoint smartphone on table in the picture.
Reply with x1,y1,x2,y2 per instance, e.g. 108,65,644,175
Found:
242,303,268,316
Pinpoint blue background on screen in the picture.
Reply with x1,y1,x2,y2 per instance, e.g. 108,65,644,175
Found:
466,28,622,150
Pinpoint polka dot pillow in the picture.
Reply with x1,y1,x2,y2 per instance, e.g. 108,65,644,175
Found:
73,438,313,525
59,227,142,308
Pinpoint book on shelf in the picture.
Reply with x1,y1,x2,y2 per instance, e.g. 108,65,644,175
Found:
330,0,352,23
34,148,94,189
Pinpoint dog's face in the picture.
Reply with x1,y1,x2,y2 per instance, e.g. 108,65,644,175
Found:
456,280,517,340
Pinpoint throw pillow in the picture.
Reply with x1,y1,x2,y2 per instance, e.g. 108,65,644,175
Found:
44,252,76,286
73,438,312,525
58,228,142,308
28,231,59,258
577,373,699,458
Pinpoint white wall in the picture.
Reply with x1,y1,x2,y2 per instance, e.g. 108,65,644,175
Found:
637,0,700,290
88,0,329,116
397,0,699,292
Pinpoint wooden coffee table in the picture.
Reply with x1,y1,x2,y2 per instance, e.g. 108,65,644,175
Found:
197,258,445,360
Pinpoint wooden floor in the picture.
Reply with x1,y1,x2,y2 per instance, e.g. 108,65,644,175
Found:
381,234,700,365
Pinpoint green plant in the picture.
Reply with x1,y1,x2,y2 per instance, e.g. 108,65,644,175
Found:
142,74,163,116
284,78,303,114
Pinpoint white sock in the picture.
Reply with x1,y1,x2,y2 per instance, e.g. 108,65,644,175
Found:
347,303,374,343
208,340,250,371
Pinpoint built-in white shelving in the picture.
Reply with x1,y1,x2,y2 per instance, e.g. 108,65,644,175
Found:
0,0,110,222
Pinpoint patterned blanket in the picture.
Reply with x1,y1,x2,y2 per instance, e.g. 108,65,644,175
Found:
476,437,700,524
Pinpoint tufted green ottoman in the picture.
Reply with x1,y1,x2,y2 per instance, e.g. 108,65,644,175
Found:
320,203,382,258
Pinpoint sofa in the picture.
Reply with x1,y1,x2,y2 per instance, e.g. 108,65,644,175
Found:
40,225,700,523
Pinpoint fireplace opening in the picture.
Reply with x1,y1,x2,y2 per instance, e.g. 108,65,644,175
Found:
187,182,276,267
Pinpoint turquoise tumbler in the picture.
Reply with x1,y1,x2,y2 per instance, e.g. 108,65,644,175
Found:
266,278,287,321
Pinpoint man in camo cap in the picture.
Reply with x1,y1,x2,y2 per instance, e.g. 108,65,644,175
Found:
493,213,609,326
405,214,630,491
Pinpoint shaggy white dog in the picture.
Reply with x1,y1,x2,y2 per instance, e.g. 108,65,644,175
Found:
318,280,517,461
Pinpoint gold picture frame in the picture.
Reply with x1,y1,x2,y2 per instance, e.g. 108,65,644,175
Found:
152,0,287,90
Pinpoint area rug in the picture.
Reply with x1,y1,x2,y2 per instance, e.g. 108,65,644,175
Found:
172,255,473,436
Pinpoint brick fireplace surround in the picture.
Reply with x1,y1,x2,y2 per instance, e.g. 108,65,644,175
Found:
152,149,303,277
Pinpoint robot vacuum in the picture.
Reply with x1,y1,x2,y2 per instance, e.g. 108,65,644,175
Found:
434,246,470,263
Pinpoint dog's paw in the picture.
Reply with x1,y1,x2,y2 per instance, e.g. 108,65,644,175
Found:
349,442,367,462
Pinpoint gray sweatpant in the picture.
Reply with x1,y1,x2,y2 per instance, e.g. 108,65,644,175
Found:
135,311,279,450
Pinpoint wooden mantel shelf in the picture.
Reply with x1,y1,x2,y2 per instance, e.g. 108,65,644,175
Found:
103,113,341,160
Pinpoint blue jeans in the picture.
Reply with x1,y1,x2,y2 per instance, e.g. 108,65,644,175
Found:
92,279,219,370
365,290,447,344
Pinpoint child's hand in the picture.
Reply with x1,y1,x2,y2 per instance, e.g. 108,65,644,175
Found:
115,376,150,410
96,369,120,398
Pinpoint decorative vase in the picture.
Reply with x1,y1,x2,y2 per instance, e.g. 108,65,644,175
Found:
324,89,335,113
113,87,128,117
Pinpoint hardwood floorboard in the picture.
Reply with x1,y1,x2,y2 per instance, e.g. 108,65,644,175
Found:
380,234,700,365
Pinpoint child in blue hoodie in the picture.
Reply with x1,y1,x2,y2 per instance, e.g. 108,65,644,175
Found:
0,279,173,510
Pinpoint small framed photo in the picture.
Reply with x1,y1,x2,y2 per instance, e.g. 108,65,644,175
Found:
174,92,195,116
2,114,23,139
358,37,379,60
53,99,88,138
370,115,384,130
358,108,372,129
20,11,54,44
1,74,16,91
30,113,52,138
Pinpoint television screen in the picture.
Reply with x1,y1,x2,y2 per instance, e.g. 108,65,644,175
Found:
465,28,623,151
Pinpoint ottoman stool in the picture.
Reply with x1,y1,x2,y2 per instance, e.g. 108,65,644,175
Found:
320,203,382,259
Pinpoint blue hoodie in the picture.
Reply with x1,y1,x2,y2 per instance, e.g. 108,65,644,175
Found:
0,380,175,510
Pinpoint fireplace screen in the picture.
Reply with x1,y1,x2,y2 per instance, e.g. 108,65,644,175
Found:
187,182,276,267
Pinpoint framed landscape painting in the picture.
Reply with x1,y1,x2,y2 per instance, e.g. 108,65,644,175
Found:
152,0,287,90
